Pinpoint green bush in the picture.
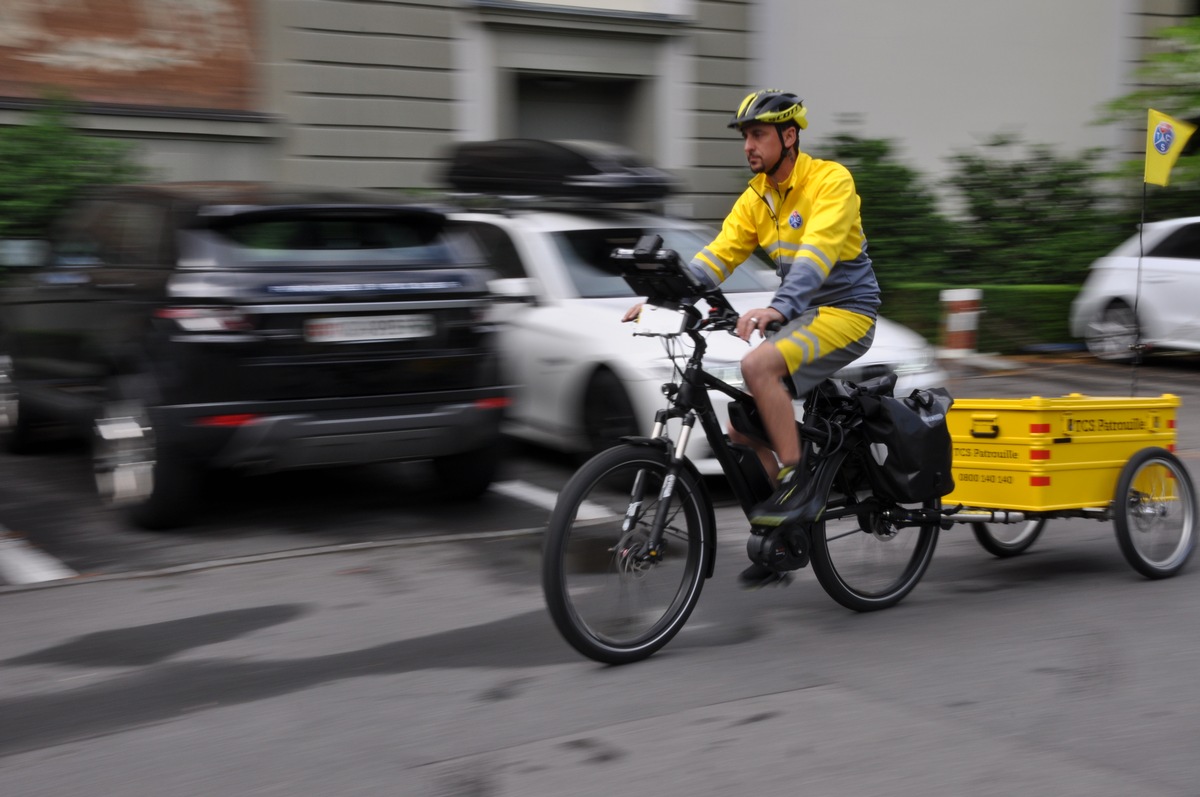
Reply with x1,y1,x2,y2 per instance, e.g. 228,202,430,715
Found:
0,101,146,239
815,133,956,286
943,135,1129,286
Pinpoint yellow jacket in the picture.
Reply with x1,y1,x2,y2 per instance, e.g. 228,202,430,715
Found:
687,151,880,321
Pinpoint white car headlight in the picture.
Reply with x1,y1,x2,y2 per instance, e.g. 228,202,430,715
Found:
642,361,679,381
891,349,936,376
705,361,745,389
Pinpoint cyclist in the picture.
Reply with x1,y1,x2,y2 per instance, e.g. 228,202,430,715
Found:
624,89,881,587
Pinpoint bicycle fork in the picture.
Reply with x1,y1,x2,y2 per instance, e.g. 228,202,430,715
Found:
620,409,699,563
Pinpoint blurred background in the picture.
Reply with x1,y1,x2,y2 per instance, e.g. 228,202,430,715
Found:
2,0,1200,352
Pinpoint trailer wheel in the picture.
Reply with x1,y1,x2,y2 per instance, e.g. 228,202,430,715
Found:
970,519,1046,557
1113,447,1196,579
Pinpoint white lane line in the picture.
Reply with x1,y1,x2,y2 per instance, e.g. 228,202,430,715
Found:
0,533,77,585
490,480,613,521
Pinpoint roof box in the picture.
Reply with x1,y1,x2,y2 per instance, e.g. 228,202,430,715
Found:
442,139,676,202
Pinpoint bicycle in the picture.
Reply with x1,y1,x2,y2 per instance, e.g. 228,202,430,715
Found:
541,237,943,664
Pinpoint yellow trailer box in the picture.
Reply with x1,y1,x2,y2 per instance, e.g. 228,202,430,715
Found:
945,393,1179,512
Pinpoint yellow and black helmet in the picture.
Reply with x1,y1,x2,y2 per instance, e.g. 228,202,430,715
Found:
728,90,808,130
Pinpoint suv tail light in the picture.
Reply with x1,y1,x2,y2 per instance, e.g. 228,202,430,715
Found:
155,307,253,332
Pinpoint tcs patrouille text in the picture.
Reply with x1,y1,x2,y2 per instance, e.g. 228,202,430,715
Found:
1068,417,1147,432
954,447,1019,459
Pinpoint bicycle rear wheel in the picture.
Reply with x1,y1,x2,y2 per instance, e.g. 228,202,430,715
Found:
542,444,712,664
809,455,939,612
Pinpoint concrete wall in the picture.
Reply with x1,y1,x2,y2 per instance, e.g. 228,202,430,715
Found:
260,0,457,189
751,0,1196,189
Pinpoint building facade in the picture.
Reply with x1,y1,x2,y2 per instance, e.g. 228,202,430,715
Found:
0,0,1196,227
0,0,755,224
754,0,1200,184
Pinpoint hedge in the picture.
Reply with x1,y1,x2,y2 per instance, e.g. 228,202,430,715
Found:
882,283,1082,354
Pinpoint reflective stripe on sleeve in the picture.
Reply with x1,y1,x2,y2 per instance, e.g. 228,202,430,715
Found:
691,248,732,282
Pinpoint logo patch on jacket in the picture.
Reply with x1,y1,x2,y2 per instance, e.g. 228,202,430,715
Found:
788,210,803,229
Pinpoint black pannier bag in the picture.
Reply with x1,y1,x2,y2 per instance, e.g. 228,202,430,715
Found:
857,386,956,503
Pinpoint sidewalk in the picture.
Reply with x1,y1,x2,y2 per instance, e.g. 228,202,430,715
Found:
937,349,1023,373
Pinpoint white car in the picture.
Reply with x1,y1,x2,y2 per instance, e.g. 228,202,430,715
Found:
1071,216,1200,361
452,207,948,474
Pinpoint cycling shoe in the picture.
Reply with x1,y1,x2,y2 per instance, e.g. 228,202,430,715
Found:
749,467,825,528
737,562,794,590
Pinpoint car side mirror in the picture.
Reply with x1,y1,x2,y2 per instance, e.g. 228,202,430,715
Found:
488,277,538,304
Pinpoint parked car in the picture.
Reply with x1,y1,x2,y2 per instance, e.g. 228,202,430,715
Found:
0,182,509,528
441,139,947,474
1071,216,1200,361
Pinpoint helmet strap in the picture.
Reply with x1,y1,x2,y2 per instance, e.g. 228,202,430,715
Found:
766,125,795,177
766,150,788,178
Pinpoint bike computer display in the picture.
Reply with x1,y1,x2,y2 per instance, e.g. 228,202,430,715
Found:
612,235,703,307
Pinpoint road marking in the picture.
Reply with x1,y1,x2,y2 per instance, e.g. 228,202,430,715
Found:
491,480,612,521
0,532,77,585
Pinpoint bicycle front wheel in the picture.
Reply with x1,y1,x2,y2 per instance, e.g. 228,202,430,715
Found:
809,456,940,612
542,444,712,664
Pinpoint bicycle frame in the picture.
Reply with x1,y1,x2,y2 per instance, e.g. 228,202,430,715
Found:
619,309,761,573
540,241,948,663
627,306,942,565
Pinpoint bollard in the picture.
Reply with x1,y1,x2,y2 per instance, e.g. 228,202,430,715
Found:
939,288,982,358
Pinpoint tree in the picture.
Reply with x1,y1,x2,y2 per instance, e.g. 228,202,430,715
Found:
0,101,147,239
816,132,957,285
1103,16,1200,216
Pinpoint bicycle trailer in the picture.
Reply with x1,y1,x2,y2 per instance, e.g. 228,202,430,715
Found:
945,393,1178,512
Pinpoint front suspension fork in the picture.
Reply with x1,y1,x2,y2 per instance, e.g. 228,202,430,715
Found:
622,410,698,560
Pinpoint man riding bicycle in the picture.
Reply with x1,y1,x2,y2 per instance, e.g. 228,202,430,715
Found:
625,89,881,588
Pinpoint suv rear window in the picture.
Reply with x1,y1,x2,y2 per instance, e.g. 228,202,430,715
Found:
210,214,462,266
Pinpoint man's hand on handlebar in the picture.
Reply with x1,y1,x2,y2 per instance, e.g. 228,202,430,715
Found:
621,302,644,323
736,307,785,342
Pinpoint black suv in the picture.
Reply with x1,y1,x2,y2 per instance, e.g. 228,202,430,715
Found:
0,183,509,528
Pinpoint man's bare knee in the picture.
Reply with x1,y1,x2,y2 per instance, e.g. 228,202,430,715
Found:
741,349,788,392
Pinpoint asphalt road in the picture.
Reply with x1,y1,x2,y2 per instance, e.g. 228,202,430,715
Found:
2,353,1200,795
3,351,1198,583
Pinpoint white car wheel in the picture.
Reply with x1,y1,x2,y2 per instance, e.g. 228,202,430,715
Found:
582,369,638,457
1085,303,1139,362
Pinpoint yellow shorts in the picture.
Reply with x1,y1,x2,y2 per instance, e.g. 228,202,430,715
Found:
768,306,876,396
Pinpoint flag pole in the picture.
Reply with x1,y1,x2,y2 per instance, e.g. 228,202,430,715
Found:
1132,109,1196,394
1130,181,1146,397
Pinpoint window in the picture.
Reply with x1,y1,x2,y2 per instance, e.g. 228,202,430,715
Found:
455,222,526,279
212,213,457,266
1149,224,1200,260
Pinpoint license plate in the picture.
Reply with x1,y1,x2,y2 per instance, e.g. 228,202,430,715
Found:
304,314,435,343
